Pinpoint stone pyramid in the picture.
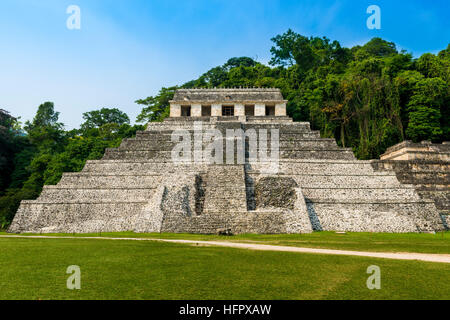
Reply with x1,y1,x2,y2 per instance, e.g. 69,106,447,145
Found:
8,89,445,234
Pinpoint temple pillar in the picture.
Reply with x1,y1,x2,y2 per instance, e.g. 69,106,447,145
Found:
234,104,245,116
191,104,202,117
275,103,287,116
255,104,265,116
211,104,222,116
170,104,181,117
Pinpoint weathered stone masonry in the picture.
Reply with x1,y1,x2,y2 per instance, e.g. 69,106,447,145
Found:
372,140,450,230
8,89,447,234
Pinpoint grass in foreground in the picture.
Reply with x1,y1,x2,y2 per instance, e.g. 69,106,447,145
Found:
2,231,449,254
0,237,449,300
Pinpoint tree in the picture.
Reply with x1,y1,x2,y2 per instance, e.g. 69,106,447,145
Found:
416,53,444,79
136,86,176,123
0,103,143,228
81,108,130,131
200,66,228,87
0,103,66,228
223,57,257,70
406,78,446,142
269,29,299,67
25,102,61,128
361,38,397,57
0,109,24,194
23,102,65,148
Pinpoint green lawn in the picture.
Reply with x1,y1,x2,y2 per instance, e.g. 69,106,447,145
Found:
3,231,449,254
0,237,449,300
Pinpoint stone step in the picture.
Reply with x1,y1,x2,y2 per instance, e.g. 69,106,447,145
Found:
205,200,248,208
413,184,449,191
395,171,450,185
82,160,208,173
156,117,294,124
9,202,147,233
146,124,244,131
161,210,312,234
58,173,163,188
146,123,227,129
117,141,178,151
137,130,322,139
278,139,337,149
280,150,356,160
248,174,403,188
417,190,450,209
85,159,388,173
372,160,450,172
244,122,310,129
163,116,244,122
127,138,337,147
203,165,247,213
37,187,156,202
144,124,314,134
250,161,380,175
306,202,443,232
207,180,248,185
279,132,321,139
144,127,243,134
203,194,247,200
207,178,248,183
245,116,293,122
133,133,322,143
119,139,337,152
302,187,421,202
103,148,357,161
102,150,170,160
207,180,247,186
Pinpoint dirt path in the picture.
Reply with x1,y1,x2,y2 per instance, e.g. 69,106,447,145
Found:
1,235,449,264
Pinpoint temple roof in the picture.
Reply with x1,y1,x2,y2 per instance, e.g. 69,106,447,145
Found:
171,88,286,104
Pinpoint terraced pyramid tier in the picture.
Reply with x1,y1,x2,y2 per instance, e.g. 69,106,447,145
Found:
8,116,445,234
373,141,450,230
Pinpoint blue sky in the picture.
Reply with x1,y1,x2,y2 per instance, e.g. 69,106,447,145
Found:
0,0,448,129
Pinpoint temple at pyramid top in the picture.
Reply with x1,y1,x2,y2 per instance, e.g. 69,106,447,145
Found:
169,88,288,117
